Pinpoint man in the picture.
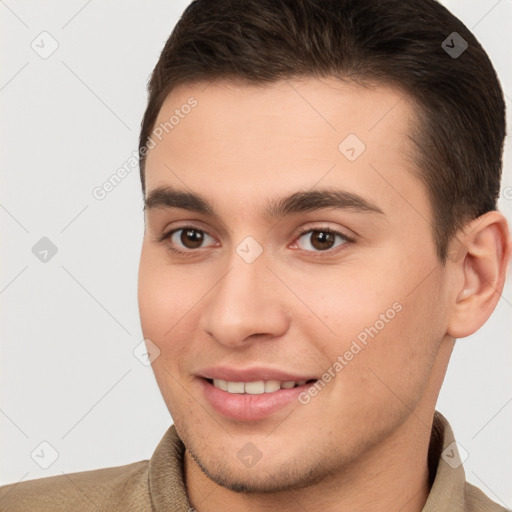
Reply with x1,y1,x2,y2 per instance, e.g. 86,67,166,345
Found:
1,0,510,510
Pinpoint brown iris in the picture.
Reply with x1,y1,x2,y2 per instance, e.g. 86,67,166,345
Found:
180,229,204,249
308,230,336,251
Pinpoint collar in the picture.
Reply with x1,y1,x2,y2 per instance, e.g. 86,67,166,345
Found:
423,410,468,511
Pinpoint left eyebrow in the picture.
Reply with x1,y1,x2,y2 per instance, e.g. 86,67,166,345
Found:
264,188,384,221
143,185,384,220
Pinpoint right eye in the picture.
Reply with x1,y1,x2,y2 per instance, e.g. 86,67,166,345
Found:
159,226,218,254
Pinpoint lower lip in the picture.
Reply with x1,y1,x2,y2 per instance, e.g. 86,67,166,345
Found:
200,379,314,421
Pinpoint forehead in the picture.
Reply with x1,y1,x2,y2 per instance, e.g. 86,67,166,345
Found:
144,77,430,224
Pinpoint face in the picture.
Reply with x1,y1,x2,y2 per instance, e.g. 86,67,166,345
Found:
138,78,452,493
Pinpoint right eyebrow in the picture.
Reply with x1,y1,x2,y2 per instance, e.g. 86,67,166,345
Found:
144,186,214,215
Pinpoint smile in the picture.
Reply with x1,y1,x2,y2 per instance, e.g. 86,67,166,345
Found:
210,379,315,394
200,377,319,421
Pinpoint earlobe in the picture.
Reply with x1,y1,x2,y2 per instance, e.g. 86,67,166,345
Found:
446,211,511,339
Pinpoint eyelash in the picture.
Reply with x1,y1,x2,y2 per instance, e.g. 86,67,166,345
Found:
158,225,355,258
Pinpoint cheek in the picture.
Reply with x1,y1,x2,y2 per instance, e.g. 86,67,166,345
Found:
292,253,444,400
289,260,404,352
138,243,199,364
138,245,202,418
139,243,191,329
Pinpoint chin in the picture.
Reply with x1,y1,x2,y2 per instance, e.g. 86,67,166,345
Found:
186,439,338,495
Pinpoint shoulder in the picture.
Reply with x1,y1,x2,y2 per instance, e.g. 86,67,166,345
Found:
0,460,151,512
465,481,511,512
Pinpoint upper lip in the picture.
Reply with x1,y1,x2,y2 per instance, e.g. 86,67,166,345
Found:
197,366,317,382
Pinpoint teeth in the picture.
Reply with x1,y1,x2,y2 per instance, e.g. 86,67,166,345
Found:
244,381,265,394
213,379,228,391
264,380,281,393
212,379,311,394
227,381,245,393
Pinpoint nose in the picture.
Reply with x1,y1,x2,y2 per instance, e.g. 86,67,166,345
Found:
199,248,290,348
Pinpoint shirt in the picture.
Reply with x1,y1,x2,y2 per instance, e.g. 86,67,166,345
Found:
0,410,508,511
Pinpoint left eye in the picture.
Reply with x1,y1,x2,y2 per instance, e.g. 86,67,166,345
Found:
294,229,349,252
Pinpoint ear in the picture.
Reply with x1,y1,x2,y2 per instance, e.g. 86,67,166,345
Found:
446,211,511,339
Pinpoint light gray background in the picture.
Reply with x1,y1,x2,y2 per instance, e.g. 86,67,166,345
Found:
1,0,511,506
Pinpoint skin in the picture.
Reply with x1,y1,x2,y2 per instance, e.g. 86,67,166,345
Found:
137,77,511,512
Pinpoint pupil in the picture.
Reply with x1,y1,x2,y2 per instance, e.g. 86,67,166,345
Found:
312,231,334,250
181,229,203,248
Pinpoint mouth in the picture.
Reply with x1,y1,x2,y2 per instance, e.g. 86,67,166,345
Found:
199,376,319,421
206,378,318,394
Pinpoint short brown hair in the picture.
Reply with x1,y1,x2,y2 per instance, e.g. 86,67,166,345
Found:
139,0,506,261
